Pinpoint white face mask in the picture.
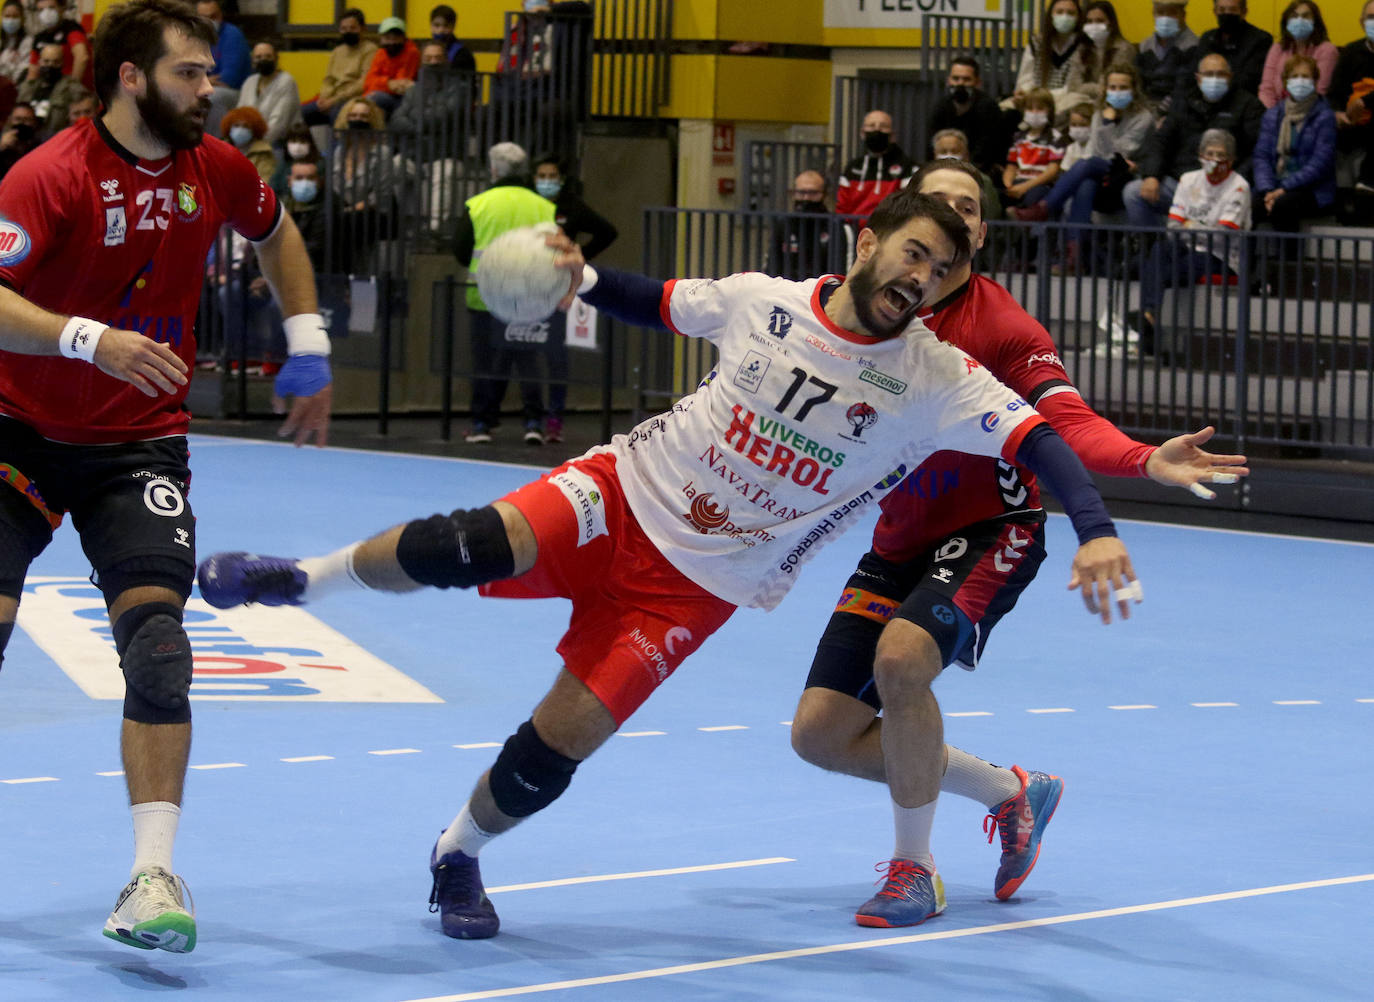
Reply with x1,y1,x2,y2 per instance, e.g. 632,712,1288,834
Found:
1051,12,1078,34
286,141,310,159
36,6,59,28
1083,22,1111,44
1023,110,1049,129
1069,125,1091,143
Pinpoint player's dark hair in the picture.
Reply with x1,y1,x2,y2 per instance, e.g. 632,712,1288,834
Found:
430,4,456,26
92,0,217,107
340,7,366,28
866,188,971,267
949,55,980,77
910,158,989,224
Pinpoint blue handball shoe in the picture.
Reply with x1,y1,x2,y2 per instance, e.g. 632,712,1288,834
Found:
854,859,946,928
984,764,1064,900
196,552,308,609
429,842,500,939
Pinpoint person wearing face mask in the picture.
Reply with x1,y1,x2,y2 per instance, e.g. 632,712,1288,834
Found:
362,16,419,117
220,105,276,184
1002,88,1065,215
0,0,33,85
767,168,837,284
1259,2,1336,108
1194,0,1272,98
0,100,38,180
1074,2,1135,104
301,9,377,130
1010,0,1088,116
16,41,81,134
836,109,917,223
236,39,301,149
1127,53,1263,227
1328,0,1374,201
194,0,249,136
1132,128,1251,354
28,0,90,90
429,4,475,75
1136,1,1199,113
269,122,321,195
388,39,463,135
930,57,1009,179
1253,53,1336,231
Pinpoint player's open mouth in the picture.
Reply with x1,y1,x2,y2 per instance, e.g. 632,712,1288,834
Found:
876,282,920,321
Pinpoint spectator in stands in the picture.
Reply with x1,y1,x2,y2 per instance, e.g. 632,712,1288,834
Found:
221,106,276,185
62,84,93,127
929,56,1009,179
196,0,250,136
930,128,1001,216
332,98,406,267
1133,128,1251,354
532,152,619,443
766,168,833,282
1003,87,1065,213
363,16,420,118
29,0,88,90
237,39,301,149
301,9,377,131
389,40,465,134
1126,53,1264,227
1075,1,1135,104
270,121,323,195
17,41,80,134
1011,0,1087,116
1025,63,1153,263
1195,0,1272,98
1328,0,1374,199
835,109,917,222
1060,102,1095,171
0,2,33,85
0,101,38,180
455,142,554,445
1254,53,1337,230
1137,1,1200,113
430,4,475,75
283,160,340,270
1260,2,1338,107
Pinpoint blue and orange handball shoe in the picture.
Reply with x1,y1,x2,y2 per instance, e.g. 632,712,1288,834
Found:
984,764,1064,900
429,842,500,939
196,552,307,609
854,859,947,928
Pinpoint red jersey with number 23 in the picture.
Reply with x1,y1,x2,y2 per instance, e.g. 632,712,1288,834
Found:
0,118,281,444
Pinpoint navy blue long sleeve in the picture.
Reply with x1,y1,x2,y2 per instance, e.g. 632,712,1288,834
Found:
578,265,670,330
1015,423,1117,544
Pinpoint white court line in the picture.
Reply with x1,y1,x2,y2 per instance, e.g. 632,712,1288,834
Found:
617,731,666,738
698,725,748,732
402,872,1374,1002
282,755,334,763
1109,704,1157,710
946,711,993,717
455,742,503,749
370,748,422,756
778,720,793,726
1273,700,1320,706
487,857,794,894
1,776,58,784
1359,699,1374,704
189,762,245,770
1192,702,1238,707
96,770,124,777
1026,707,1075,714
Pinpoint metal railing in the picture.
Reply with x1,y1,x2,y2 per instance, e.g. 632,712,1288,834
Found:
742,140,839,211
590,0,673,118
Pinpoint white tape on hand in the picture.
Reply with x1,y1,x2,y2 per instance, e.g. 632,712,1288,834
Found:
1188,482,1216,500
1211,472,1239,485
58,316,108,364
1113,580,1144,604
282,313,331,357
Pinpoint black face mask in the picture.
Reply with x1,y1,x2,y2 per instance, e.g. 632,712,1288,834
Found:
39,65,61,85
340,31,360,46
793,200,827,213
11,122,33,141
863,130,891,154
253,59,276,76
418,64,445,84
347,119,371,130
383,42,405,57
1217,13,1244,33
949,85,971,103
432,31,453,43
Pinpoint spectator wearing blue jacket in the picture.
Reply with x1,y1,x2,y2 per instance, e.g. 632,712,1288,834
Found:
1254,52,1337,230
197,0,251,136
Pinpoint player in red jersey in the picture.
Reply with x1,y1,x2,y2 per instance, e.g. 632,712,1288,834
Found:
0,0,332,953
792,159,1250,928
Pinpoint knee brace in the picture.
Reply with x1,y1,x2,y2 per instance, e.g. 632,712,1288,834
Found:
112,602,192,725
396,506,514,589
488,720,580,819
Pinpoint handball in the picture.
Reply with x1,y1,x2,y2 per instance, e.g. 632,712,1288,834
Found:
476,223,570,323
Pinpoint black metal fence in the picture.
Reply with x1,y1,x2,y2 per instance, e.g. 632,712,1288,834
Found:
742,140,839,211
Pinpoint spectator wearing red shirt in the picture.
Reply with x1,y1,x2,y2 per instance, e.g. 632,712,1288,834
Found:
835,109,918,223
363,16,419,118
28,0,90,89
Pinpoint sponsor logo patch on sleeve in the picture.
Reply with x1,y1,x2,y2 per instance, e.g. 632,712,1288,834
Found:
551,467,608,546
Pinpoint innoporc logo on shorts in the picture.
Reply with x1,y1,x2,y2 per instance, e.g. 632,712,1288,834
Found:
16,577,441,702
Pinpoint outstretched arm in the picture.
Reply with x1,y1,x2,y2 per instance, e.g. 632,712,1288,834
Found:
1143,425,1247,499
551,233,669,330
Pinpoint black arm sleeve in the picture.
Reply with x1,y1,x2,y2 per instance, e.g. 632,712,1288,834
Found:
1015,423,1117,544
578,265,670,331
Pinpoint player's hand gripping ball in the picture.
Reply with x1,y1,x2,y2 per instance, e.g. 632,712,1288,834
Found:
476,223,570,324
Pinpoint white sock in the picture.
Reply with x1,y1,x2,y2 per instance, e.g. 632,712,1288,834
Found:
891,799,937,870
941,745,1023,808
436,803,497,858
131,801,181,876
297,543,368,599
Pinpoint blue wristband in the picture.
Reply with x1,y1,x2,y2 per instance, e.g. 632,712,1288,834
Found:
274,354,332,398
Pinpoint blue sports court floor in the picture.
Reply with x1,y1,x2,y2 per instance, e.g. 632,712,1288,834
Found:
2,436,1371,1001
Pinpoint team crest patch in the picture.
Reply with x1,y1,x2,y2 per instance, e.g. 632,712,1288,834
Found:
0,218,31,266
176,182,200,219
551,467,608,546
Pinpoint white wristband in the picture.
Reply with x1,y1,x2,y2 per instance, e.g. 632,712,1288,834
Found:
577,264,599,296
59,316,109,363
282,313,331,356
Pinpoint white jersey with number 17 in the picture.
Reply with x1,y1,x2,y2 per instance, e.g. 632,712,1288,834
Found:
602,272,1046,610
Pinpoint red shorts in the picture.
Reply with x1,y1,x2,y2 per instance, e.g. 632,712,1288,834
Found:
480,451,736,725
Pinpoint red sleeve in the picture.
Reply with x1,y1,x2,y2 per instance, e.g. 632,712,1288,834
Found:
202,136,282,242
1035,391,1156,477
0,147,75,290
362,50,389,94
834,180,859,216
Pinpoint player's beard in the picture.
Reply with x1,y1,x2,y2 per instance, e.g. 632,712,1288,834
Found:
846,255,921,340
137,75,210,151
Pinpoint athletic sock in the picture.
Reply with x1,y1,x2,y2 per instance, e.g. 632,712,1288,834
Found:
297,542,368,599
941,745,1023,808
436,803,497,858
890,799,937,871
131,801,181,876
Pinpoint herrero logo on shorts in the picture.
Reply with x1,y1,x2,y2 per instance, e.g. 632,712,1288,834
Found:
551,468,607,545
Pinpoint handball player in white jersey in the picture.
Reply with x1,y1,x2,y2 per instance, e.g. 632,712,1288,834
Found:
198,186,1138,939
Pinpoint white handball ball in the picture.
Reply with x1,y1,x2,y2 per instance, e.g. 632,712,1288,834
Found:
476,223,569,324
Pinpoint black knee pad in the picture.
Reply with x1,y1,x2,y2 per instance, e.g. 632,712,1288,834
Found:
112,602,192,725
488,720,580,819
396,506,514,589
